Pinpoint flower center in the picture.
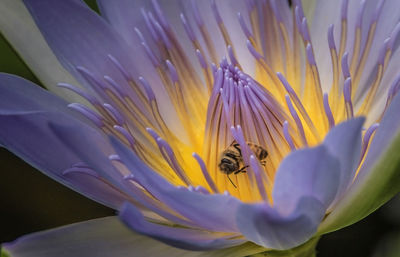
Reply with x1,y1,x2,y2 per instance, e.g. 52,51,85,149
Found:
59,0,398,203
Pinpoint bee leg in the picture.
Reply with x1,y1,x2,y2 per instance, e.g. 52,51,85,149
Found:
234,165,249,174
227,174,237,188
261,160,266,166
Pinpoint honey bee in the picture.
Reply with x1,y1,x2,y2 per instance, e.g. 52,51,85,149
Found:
218,141,268,188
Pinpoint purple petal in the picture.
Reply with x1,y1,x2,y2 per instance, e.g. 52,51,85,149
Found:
236,196,325,250
96,0,152,47
318,93,400,233
322,118,364,203
120,203,245,251
2,216,227,257
0,73,128,209
235,142,343,249
22,0,143,90
0,73,70,114
110,137,241,233
49,121,197,227
0,111,132,210
273,145,341,214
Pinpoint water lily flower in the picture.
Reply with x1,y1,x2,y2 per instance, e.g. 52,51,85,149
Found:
1,0,400,256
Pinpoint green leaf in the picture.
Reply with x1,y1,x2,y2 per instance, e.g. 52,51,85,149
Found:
1,247,11,257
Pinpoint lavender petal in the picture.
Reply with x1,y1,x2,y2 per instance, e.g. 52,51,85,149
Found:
120,203,245,251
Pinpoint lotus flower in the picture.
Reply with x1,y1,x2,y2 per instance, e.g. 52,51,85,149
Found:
1,0,400,256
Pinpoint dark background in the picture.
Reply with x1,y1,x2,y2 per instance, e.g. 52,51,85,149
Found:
1,1,400,256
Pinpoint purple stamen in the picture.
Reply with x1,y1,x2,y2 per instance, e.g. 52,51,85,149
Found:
211,0,223,25
323,93,335,129
72,162,90,168
294,6,303,35
293,0,305,19
68,103,104,127
151,0,169,30
107,54,132,82
285,95,307,146
328,25,337,50
151,17,172,49
180,13,196,42
269,0,282,23
227,45,239,67
220,88,233,128
123,174,141,184
378,38,391,65
301,18,311,43
388,74,400,99
247,40,263,60
108,154,122,162
244,0,256,12
104,103,125,125
195,49,208,70
140,9,160,42
360,123,380,163
194,185,210,195
138,77,156,102
191,0,204,27
341,52,350,79
166,60,179,84
103,75,127,98
283,121,296,150
388,22,400,50
113,125,136,148
249,155,269,201
141,41,160,68
237,12,253,39
76,66,107,90
305,43,316,66
211,63,218,75
57,83,98,105
134,27,146,43
355,0,366,29
343,77,354,118
277,72,320,140
372,0,385,23
192,153,219,193
62,167,99,178
146,128,190,185
157,137,191,185
341,0,349,21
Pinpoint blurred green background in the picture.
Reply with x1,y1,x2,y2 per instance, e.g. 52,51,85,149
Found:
1,1,400,257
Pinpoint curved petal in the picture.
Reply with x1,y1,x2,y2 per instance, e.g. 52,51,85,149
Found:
318,93,400,234
0,73,128,209
120,203,245,251
110,137,241,233
0,73,69,114
236,143,341,250
323,118,364,204
273,145,341,214
236,196,325,250
1,216,261,257
0,0,82,102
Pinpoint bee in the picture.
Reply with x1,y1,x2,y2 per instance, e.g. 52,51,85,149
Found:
218,141,268,188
